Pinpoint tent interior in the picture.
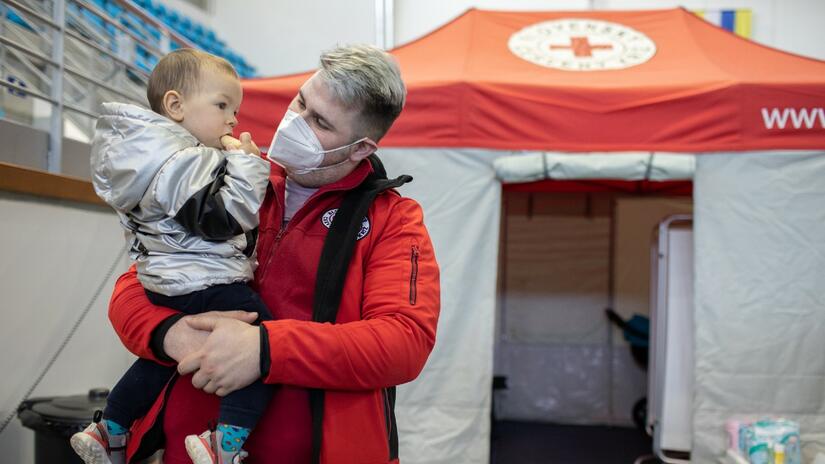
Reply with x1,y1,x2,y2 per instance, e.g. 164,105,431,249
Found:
495,189,691,453
495,184,692,427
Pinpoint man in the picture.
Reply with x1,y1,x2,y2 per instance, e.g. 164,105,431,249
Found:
107,45,440,464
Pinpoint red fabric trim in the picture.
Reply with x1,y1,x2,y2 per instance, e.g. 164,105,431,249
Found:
504,179,693,195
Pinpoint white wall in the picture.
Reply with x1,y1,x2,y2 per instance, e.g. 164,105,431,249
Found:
213,0,376,76
159,0,213,26
0,193,132,464
163,0,377,76
393,0,590,45
596,0,825,61
167,0,824,77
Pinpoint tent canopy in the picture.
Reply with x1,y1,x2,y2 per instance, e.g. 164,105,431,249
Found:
239,8,825,153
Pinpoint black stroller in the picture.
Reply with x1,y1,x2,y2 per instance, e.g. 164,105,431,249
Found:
605,308,650,431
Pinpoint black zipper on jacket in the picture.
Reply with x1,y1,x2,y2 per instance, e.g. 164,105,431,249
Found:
258,227,285,284
258,184,344,283
410,245,419,305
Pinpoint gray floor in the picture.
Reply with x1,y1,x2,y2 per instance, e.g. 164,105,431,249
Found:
491,421,661,464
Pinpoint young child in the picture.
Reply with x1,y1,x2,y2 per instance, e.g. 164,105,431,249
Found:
70,49,272,464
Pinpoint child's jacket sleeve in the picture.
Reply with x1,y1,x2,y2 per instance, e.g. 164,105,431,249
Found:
152,148,270,240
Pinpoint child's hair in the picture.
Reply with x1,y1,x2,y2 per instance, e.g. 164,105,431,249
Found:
147,48,238,115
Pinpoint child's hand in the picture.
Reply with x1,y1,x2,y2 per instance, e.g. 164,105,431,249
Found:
236,132,261,157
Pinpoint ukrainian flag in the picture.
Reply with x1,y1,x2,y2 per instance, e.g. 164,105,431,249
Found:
693,9,752,38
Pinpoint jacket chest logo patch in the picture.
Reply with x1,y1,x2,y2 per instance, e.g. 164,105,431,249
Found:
321,209,370,240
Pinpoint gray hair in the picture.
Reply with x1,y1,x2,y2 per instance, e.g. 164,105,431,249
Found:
318,44,406,141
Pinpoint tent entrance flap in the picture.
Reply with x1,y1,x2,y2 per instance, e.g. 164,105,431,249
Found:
495,153,694,195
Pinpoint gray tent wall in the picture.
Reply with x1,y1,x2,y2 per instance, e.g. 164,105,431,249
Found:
380,147,825,463
693,151,825,462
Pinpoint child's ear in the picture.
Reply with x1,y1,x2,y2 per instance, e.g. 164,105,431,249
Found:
162,90,184,122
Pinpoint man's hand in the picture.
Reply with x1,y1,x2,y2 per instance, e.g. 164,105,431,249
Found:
177,316,262,397
221,132,260,157
163,311,258,362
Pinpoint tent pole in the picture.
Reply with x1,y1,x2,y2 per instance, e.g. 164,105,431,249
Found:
385,0,394,49
606,196,617,425
374,0,394,49
494,188,509,423
374,0,385,49
498,190,510,342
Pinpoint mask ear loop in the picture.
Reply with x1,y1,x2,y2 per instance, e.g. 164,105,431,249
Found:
292,138,377,175
319,137,369,154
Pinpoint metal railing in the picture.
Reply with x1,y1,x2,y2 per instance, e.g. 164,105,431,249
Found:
0,0,197,172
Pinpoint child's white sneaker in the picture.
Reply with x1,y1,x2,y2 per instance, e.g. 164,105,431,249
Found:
185,429,248,464
70,421,127,464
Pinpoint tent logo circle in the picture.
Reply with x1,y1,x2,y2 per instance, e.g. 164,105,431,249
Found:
508,19,656,71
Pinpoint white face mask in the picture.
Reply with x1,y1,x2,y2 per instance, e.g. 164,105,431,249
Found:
267,109,367,175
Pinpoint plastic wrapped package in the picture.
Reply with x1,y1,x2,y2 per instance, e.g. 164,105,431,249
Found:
738,419,801,464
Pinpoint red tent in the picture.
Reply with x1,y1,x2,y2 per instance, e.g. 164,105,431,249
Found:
234,12,825,459
239,8,825,153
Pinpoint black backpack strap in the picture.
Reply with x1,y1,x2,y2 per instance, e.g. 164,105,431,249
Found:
309,155,411,464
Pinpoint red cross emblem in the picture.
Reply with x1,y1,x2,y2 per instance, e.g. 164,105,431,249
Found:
550,36,613,57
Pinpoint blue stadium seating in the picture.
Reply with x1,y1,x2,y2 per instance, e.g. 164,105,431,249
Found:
5,8,32,30
62,0,258,78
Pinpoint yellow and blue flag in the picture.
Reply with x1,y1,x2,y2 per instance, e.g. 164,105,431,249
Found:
693,9,752,39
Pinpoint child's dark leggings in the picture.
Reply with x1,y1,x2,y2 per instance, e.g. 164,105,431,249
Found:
103,282,273,430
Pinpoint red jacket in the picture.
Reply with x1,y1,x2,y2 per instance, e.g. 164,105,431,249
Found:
108,160,441,463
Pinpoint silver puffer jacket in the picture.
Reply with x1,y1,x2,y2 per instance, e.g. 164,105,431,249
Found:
91,102,271,296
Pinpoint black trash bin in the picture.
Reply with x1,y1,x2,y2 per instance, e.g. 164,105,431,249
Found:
17,388,108,464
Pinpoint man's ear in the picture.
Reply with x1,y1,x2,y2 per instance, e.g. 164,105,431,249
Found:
348,138,378,162
162,90,185,122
